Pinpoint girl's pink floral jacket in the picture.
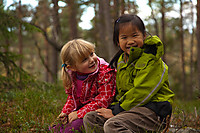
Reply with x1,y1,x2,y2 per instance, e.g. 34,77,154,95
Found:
61,58,116,118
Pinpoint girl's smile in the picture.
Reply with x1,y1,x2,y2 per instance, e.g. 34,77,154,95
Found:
89,63,96,68
118,22,146,55
74,52,98,74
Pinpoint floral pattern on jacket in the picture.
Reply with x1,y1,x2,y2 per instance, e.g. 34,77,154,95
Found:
61,59,116,118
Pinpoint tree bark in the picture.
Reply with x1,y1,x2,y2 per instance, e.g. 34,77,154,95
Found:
121,0,125,15
97,0,108,60
18,0,23,69
103,0,117,61
196,0,200,95
43,1,50,82
44,38,50,82
68,0,78,39
113,0,120,20
148,0,159,36
38,0,51,82
50,0,61,82
180,0,186,98
93,1,98,45
189,0,194,99
161,0,166,62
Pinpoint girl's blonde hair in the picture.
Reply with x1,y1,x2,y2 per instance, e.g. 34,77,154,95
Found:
60,39,95,89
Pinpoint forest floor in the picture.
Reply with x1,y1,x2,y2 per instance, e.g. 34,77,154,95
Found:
0,83,200,132
168,127,200,133
169,99,200,133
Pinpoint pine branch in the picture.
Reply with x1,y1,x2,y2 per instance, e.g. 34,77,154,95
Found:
29,22,62,51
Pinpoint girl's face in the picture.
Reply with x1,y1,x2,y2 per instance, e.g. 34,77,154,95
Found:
118,22,146,55
70,52,98,74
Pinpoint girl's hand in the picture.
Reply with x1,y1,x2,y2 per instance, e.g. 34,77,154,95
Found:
68,111,78,123
57,112,68,124
96,108,114,118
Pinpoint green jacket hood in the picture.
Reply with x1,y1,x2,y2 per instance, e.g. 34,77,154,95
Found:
128,35,163,62
143,35,164,60
126,35,164,70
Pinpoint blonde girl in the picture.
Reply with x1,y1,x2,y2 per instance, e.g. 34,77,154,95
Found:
51,39,116,133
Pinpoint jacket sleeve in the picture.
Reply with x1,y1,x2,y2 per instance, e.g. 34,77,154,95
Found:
120,58,168,111
77,70,116,118
61,89,75,115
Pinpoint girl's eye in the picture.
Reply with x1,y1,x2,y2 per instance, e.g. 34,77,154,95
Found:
132,34,138,37
82,58,88,63
121,36,127,39
90,52,94,56
81,52,94,63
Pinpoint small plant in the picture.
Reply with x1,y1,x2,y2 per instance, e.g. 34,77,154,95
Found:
170,99,200,130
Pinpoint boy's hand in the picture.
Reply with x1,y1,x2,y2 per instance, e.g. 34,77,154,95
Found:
68,111,78,123
57,112,68,124
96,108,114,118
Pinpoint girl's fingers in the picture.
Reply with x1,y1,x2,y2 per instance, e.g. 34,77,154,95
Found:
61,117,68,124
60,116,68,123
68,117,73,123
57,113,66,119
62,117,68,124
68,115,78,123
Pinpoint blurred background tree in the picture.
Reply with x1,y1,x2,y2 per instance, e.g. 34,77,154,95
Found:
0,0,199,101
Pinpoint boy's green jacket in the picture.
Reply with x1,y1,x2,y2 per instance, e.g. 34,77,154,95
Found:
114,35,175,111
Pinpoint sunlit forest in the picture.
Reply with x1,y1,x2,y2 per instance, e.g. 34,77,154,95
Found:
0,0,200,132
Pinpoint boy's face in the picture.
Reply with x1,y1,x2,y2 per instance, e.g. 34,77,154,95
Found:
70,52,98,74
118,22,145,55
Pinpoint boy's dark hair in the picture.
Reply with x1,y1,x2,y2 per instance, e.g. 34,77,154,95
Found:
110,14,146,69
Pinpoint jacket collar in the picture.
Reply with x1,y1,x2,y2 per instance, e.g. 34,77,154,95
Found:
126,35,164,63
143,35,164,60
117,35,164,69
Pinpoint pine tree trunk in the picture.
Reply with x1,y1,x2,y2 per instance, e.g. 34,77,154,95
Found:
97,0,108,60
68,0,78,39
196,0,200,95
94,1,101,57
103,0,117,61
18,0,23,69
180,0,186,99
148,0,159,36
50,0,61,82
113,0,120,20
44,0,50,82
189,0,194,99
121,0,125,15
44,39,50,82
37,0,52,82
161,0,166,62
